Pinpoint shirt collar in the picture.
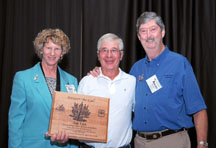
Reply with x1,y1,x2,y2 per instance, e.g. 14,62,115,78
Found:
98,67,128,81
144,45,170,65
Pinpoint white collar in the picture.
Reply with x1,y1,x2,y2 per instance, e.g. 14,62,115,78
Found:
98,67,128,81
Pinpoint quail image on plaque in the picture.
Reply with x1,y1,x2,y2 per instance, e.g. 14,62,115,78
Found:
48,91,109,143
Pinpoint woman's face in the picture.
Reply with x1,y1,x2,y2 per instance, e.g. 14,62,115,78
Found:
40,39,62,67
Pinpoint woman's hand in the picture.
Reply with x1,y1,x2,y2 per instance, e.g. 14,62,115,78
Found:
45,131,69,143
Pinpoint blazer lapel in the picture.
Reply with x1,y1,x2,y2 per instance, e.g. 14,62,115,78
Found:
33,63,52,110
58,67,77,93
58,67,68,92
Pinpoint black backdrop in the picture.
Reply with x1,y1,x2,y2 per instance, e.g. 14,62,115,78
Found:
0,0,215,147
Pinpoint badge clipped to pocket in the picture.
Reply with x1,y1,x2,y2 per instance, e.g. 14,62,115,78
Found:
146,74,162,93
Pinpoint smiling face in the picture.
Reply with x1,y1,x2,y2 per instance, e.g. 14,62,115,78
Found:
138,19,165,56
98,40,123,75
40,39,62,67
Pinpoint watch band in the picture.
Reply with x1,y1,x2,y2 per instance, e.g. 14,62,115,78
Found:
198,141,208,147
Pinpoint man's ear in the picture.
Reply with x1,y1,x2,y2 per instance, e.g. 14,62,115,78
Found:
97,53,100,61
120,51,124,61
162,28,165,38
137,33,141,40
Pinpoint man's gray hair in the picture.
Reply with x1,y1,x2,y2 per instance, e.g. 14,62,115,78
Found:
97,33,124,53
136,11,165,33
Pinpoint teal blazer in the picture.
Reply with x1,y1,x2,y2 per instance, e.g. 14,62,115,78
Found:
9,62,78,148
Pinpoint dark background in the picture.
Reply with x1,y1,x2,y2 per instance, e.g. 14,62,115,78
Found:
0,0,215,147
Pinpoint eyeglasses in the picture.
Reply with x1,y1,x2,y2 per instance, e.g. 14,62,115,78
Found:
139,26,160,35
99,48,122,54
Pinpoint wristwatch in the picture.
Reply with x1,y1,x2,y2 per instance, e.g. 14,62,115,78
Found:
198,141,208,147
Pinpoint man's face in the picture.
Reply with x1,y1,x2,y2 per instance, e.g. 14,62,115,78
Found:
138,19,165,53
98,40,123,73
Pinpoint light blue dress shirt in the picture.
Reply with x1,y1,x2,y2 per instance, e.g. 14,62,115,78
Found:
130,46,207,132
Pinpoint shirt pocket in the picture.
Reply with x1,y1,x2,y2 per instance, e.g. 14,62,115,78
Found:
156,74,177,103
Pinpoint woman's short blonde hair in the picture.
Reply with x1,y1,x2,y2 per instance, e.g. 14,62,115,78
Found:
33,28,70,59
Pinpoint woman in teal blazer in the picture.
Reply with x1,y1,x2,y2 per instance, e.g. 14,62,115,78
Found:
9,29,79,148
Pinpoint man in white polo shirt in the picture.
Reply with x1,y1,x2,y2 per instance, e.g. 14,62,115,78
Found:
78,33,136,148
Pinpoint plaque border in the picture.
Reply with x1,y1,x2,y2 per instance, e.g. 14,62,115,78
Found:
48,91,110,143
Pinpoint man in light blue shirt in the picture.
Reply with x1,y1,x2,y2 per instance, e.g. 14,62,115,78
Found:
130,11,208,148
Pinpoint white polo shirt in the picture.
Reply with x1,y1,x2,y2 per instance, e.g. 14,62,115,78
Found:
78,68,136,148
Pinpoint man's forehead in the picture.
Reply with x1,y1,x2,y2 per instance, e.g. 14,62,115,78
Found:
139,20,159,28
100,41,119,47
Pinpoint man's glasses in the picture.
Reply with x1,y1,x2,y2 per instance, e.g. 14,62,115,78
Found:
99,48,122,54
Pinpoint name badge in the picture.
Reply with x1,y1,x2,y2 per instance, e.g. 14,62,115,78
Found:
146,75,162,93
65,84,77,93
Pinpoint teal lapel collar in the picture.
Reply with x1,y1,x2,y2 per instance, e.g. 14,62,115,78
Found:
33,63,52,110
58,67,68,92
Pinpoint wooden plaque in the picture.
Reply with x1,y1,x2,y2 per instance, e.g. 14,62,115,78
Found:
48,91,110,143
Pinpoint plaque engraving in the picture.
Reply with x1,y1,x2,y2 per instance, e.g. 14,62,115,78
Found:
48,91,110,143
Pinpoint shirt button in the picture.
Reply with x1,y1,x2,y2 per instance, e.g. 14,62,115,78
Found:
144,107,147,110
144,121,147,124
146,93,148,96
